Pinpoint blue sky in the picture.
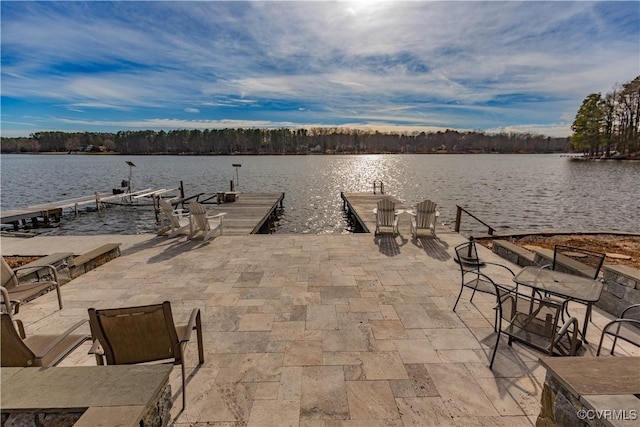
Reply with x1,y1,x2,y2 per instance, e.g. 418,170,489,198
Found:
1,1,638,138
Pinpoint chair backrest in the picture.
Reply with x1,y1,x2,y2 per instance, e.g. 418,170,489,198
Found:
1,258,19,290
415,199,437,229
189,201,210,231
1,312,37,367
88,301,181,365
494,284,562,340
376,198,396,226
158,199,181,227
552,245,606,279
454,241,482,273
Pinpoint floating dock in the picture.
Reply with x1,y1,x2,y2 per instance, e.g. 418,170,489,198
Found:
1,188,180,230
194,192,284,235
341,192,412,235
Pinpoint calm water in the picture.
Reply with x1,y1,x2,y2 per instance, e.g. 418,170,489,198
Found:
1,154,638,235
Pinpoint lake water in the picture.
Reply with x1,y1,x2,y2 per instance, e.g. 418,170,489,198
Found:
1,154,638,235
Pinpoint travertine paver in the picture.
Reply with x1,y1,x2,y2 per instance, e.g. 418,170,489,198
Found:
4,232,640,426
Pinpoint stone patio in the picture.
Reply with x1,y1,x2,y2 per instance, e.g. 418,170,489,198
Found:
3,231,639,426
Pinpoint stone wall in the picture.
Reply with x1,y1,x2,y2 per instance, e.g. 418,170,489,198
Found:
1,384,171,427
597,265,640,317
537,372,606,427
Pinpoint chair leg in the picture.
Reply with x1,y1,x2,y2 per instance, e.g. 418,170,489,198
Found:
55,285,63,309
452,287,464,312
180,349,187,409
489,327,501,370
196,310,204,364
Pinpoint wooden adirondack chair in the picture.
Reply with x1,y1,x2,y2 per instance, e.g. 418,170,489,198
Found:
410,199,438,239
188,201,227,242
375,198,399,236
157,198,190,238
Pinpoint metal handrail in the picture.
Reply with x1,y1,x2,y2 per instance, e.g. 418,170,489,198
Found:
454,205,496,235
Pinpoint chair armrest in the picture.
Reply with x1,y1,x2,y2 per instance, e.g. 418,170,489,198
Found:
88,339,106,365
555,316,580,355
206,213,227,219
180,308,201,343
484,262,516,276
35,320,89,357
621,304,640,319
12,263,59,283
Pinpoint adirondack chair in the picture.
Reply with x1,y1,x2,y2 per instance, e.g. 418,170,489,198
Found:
188,201,227,242
157,198,190,238
410,199,438,239
374,198,399,236
1,257,63,309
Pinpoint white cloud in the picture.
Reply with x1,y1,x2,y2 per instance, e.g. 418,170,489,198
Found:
1,1,638,137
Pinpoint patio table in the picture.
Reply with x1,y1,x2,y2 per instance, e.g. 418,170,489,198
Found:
514,266,604,343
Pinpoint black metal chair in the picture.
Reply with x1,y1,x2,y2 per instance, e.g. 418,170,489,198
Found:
490,283,581,370
543,245,606,337
597,304,640,356
549,245,606,280
452,240,517,329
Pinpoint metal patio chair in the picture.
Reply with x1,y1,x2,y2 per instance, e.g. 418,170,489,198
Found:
1,310,89,368
597,303,640,356
1,256,63,310
490,283,581,369
542,245,606,331
88,301,204,409
452,240,517,320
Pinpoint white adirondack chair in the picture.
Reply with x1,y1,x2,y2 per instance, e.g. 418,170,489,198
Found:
374,198,399,236
410,199,438,239
188,201,227,242
158,198,190,238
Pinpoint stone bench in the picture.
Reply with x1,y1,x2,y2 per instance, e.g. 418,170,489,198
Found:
15,252,75,284
491,240,536,266
69,243,121,279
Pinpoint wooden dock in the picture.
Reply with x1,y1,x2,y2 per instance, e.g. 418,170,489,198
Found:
0,192,112,229
196,192,285,236
341,192,412,235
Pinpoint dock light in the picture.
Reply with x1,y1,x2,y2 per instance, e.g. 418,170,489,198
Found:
232,164,241,189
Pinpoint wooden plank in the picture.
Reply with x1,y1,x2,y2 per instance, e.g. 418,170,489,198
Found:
195,192,284,236
341,192,413,235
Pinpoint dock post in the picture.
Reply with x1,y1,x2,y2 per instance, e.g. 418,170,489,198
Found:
455,205,462,233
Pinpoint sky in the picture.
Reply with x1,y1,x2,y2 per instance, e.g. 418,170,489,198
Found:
1,1,639,138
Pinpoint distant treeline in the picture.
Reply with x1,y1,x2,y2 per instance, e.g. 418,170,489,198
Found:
1,128,569,155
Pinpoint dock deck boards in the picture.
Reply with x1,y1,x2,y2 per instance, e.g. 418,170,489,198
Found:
341,192,412,235
198,192,284,235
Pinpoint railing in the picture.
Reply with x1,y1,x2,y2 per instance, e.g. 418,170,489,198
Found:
454,205,496,235
373,181,384,194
